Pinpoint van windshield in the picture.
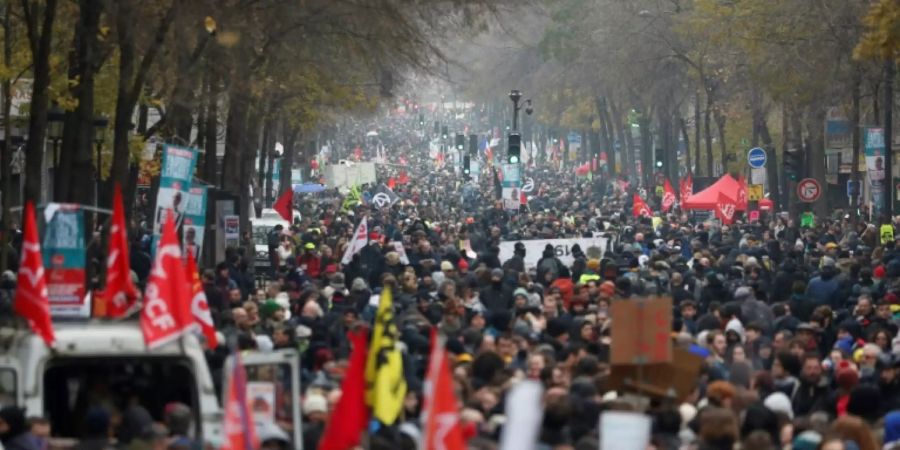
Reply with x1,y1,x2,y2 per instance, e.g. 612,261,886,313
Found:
43,357,199,438
253,226,272,246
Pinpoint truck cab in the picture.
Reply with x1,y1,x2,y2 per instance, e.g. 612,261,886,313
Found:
0,322,222,446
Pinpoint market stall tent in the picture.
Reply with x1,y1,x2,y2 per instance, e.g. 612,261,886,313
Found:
682,174,746,211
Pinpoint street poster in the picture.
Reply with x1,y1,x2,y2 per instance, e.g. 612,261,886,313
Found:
501,163,521,211
42,204,87,318
183,185,208,261
246,381,276,423
223,215,240,248
153,145,198,254
865,128,886,213
801,211,815,228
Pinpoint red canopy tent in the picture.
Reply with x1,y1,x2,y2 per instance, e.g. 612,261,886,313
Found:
682,174,747,211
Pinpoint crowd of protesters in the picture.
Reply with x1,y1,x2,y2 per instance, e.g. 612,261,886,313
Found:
3,113,900,450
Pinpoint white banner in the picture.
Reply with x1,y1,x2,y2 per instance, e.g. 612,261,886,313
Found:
500,381,544,450
499,236,612,269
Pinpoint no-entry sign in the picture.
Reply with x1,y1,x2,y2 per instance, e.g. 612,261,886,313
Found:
797,178,822,203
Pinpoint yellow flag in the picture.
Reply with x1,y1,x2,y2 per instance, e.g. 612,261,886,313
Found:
364,285,406,425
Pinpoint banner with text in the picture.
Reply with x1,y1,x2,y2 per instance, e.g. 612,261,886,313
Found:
153,145,198,253
499,236,612,269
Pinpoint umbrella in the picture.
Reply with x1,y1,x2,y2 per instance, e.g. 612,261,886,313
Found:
293,183,326,194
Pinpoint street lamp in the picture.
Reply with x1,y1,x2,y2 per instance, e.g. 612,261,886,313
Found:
93,116,108,207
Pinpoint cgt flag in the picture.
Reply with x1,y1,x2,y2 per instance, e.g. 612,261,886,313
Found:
679,174,693,204
141,211,195,349
365,285,407,425
14,202,55,347
273,188,293,222
422,329,467,450
105,184,138,318
632,193,652,218
715,192,737,225
185,251,217,348
662,179,676,213
222,352,259,450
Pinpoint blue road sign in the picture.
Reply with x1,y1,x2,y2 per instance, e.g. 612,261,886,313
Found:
747,147,767,169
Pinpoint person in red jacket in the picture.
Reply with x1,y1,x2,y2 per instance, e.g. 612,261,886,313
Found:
552,266,575,309
296,242,322,279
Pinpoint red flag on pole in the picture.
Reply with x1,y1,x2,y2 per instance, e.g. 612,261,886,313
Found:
273,188,293,222
222,352,259,450
318,328,370,450
387,177,396,190
105,184,138,318
662,179,677,212
422,329,467,450
680,173,693,203
185,251,217,348
715,192,737,225
736,175,748,211
14,202,55,347
140,211,195,349
632,193,652,218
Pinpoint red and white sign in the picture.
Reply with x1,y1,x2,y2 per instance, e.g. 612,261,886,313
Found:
797,178,822,203
715,192,737,225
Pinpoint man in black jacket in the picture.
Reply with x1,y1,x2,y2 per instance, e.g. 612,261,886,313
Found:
792,353,829,417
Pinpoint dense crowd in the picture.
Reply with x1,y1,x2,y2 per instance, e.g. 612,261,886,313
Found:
3,116,900,450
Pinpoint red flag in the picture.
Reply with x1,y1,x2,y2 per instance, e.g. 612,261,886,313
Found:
105,184,138,318
222,352,259,450
273,188,293,222
185,251,217,348
632,193,652,218
387,177,396,190
715,192,737,225
398,170,409,184
736,175,748,211
14,202,55,347
662,179,677,212
141,211,194,349
422,329,467,450
318,328,370,450
680,173,693,203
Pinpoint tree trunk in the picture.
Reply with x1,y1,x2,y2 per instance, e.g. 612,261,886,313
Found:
638,113,653,187
203,72,218,185
239,107,261,239
850,68,862,216
279,123,297,196
222,80,249,193
805,102,828,217
69,0,102,212
264,119,276,205
884,59,895,217
110,0,176,209
694,90,701,175
21,0,58,204
704,91,714,177
680,117,690,178
598,96,617,177
1,0,12,272
715,108,727,176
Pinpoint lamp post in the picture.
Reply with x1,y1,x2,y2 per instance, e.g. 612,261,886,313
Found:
93,116,108,207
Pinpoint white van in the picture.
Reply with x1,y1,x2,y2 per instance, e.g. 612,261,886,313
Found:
0,322,223,445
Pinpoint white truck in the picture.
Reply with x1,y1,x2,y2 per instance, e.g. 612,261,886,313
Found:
0,322,302,448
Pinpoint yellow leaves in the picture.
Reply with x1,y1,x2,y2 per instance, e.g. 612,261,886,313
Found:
854,0,900,61
204,16,217,35
216,31,240,48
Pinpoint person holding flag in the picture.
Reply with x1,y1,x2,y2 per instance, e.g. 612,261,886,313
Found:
103,184,138,318
365,284,406,426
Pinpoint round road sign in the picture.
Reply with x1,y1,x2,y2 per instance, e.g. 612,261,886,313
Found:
747,147,767,169
797,178,822,203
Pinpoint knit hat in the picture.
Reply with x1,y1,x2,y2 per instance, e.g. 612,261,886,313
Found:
792,431,822,450
329,273,346,290
491,268,503,279
874,265,887,279
260,300,282,318
302,394,327,415
586,259,601,272
440,261,454,272
835,361,859,391
351,277,368,292
513,288,529,299
764,392,793,419
457,258,469,271
599,281,616,297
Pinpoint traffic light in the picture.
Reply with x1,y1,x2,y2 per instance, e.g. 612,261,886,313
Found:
469,134,478,155
784,149,801,181
455,134,465,151
463,155,471,178
419,114,424,126
441,126,448,140
507,132,521,164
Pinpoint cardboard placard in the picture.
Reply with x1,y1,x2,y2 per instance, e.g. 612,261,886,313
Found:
610,297,673,365
607,347,704,402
